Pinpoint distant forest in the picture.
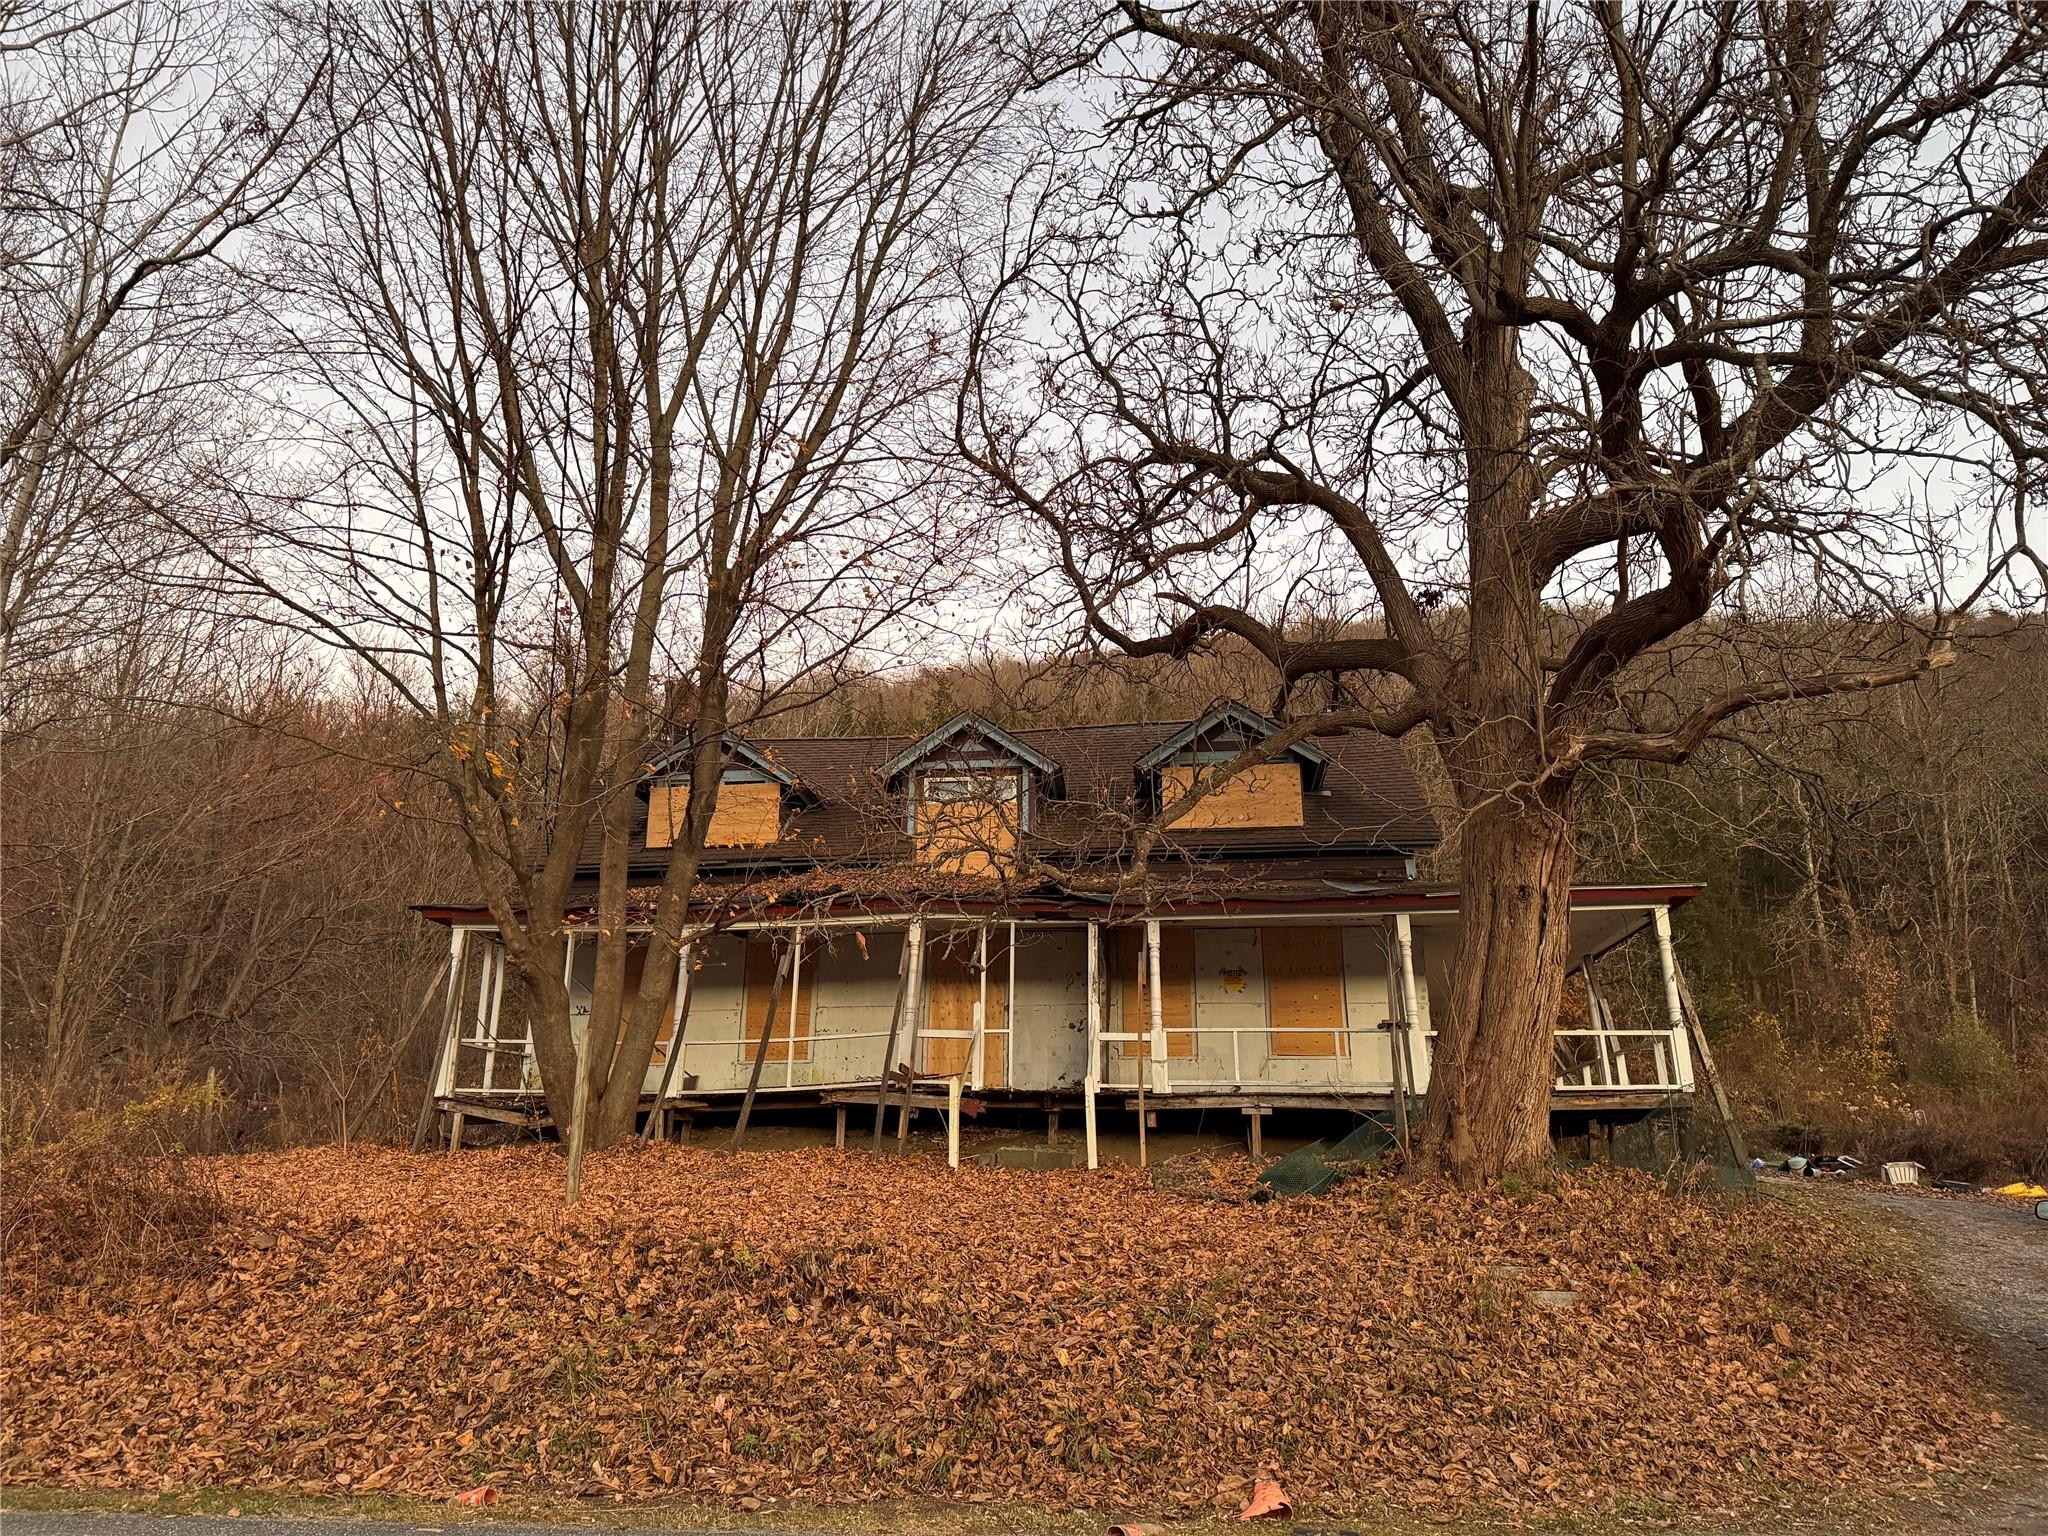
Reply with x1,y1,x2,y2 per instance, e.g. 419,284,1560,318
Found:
7,616,2041,1174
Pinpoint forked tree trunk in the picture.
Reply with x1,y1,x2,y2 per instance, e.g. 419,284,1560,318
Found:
1418,782,1580,1185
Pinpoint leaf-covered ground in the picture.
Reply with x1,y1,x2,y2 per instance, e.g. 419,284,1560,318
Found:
0,1145,2002,1520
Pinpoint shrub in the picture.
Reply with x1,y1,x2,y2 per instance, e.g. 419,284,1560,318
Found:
1,1077,227,1292
1903,1010,2020,1102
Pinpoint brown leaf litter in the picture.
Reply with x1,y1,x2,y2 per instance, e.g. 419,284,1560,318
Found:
0,1145,2002,1519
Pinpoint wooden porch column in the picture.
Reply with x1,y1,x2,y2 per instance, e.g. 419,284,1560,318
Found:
1006,921,1018,1089
970,925,989,1091
871,921,920,1150
1083,920,1102,1171
1144,918,1167,1092
640,940,694,1145
479,941,508,1096
897,919,928,1146
1382,917,1411,1153
1651,906,1696,1089
563,930,589,1203
411,926,468,1154
1392,913,1421,1094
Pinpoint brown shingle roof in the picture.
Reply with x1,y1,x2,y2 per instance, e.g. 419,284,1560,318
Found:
575,717,1437,879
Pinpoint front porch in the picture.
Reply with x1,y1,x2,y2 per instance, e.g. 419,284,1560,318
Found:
418,885,1703,1166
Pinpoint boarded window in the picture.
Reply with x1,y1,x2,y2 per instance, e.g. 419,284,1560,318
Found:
646,779,781,850
914,773,1019,875
620,945,684,1086
742,938,813,1062
922,932,1010,1087
1261,926,1346,1056
1114,928,1196,1058
1161,762,1303,829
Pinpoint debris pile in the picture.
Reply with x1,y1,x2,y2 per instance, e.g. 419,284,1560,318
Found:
0,1145,1999,1518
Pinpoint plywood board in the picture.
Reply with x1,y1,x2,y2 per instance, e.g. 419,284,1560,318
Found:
923,932,1009,1086
646,780,782,849
1162,762,1303,829
914,797,1017,875
1262,926,1347,1056
620,946,680,1046
1114,928,1195,1058
742,938,813,1062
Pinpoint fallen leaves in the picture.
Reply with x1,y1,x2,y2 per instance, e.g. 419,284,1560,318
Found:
0,1145,2000,1520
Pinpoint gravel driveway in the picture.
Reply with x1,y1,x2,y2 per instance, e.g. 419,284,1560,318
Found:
1830,1185,2048,1534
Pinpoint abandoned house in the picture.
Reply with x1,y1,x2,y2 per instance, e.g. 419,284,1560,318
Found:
415,704,1703,1163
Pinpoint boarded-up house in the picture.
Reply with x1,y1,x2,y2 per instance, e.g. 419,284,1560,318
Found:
417,705,1699,1158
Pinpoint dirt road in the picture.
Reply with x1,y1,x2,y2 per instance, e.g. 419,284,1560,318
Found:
1828,1185,2048,1534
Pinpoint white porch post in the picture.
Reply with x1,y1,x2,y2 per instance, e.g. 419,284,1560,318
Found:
786,930,803,1090
1005,921,1017,1088
970,925,989,1091
563,930,589,1204
1083,920,1101,1170
903,918,927,1076
1144,917,1167,1094
1651,905,1696,1089
434,928,469,1099
641,940,693,1144
480,942,508,1094
1393,913,1421,1094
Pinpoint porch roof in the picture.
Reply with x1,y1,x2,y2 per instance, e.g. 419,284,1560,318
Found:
413,876,1701,935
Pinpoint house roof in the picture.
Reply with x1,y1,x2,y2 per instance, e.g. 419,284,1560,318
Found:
568,713,1438,878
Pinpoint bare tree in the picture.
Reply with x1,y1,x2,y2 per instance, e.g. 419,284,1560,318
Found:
964,1,2048,1181
0,0,328,676
197,0,1028,1183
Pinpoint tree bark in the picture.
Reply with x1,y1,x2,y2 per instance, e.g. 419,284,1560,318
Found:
1419,784,1579,1184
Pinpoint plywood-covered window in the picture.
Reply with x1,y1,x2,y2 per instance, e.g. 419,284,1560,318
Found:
1114,927,1196,1058
1161,761,1304,829
922,931,1011,1087
646,779,782,850
741,938,813,1062
1261,926,1347,1056
913,772,1019,876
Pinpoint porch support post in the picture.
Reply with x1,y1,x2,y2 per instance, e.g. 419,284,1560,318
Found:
970,925,989,1091
897,920,928,1146
732,936,793,1151
1083,920,1101,1171
480,942,507,1096
1672,959,1747,1168
563,930,590,1203
437,930,468,1099
1582,958,1619,1087
1393,913,1421,1097
871,921,920,1150
1651,906,1695,1089
946,1074,963,1170
639,940,694,1145
1382,919,1411,1155
1145,918,1167,1091
411,926,467,1153
1006,921,1017,1088
785,931,804,1091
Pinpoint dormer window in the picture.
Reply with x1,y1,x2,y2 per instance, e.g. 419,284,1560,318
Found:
1159,759,1303,828
646,775,782,849
1138,703,1330,832
641,735,803,851
878,712,1063,877
914,771,1020,874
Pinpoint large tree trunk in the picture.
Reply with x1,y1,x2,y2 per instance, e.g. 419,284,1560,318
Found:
1418,777,1580,1186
